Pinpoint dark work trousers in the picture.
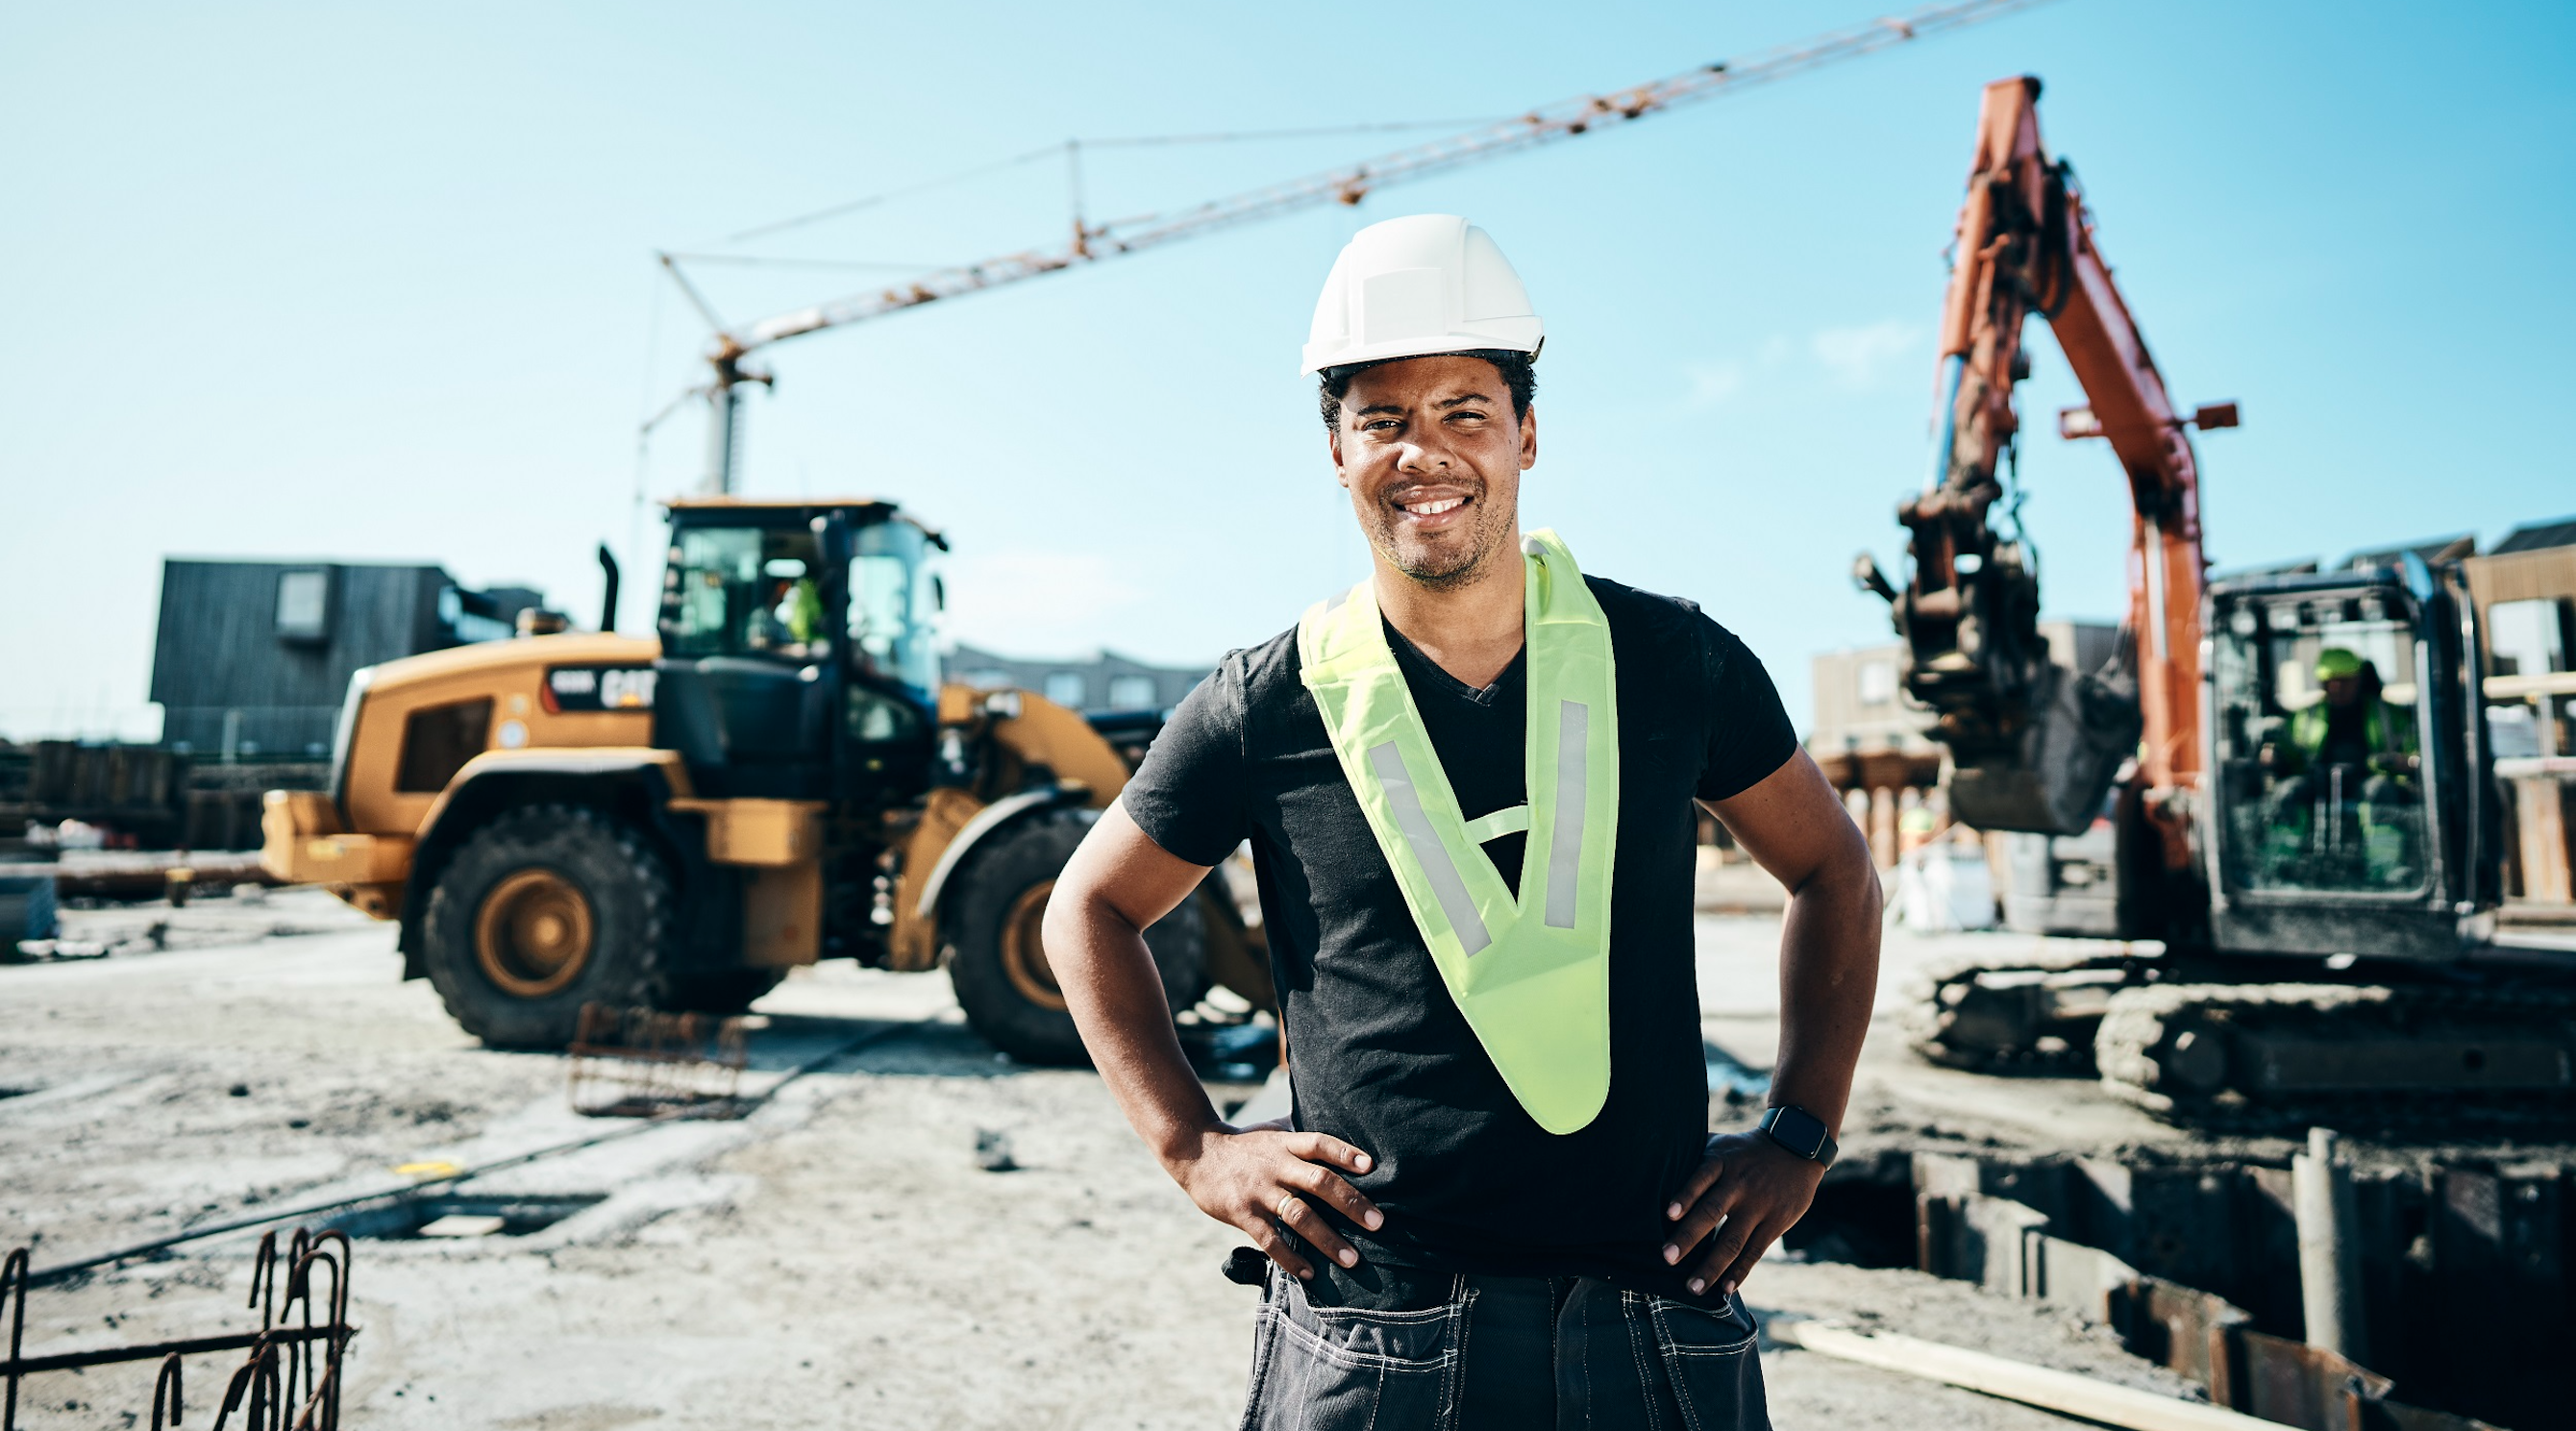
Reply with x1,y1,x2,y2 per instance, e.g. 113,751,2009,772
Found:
1239,1259,1770,1430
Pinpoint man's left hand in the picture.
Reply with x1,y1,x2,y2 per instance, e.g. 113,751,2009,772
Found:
1661,1130,1826,1297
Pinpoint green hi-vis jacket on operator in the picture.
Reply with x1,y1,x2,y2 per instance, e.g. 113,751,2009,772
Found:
2283,695,2418,773
1297,530,1619,1136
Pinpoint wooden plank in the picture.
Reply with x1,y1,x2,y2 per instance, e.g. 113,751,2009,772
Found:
2484,673,2576,700
1768,1318,2278,1431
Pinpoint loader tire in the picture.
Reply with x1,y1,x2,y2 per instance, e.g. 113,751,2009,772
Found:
422,803,676,1049
946,811,1205,1066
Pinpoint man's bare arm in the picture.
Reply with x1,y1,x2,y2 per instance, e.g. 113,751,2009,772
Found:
1710,749,1882,1132
1659,750,1882,1295
1043,802,1382,1280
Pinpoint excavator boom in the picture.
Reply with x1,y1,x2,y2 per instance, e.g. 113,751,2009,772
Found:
1878,76,2233,847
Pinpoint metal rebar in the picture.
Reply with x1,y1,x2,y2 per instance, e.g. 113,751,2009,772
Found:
151,1352,183,1429
0,1324,348,1378
1,1246,25,1431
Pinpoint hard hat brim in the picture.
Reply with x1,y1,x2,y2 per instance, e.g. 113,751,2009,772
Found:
1300,321,1544,377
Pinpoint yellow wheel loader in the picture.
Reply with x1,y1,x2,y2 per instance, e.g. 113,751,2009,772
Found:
260,497,1272,1057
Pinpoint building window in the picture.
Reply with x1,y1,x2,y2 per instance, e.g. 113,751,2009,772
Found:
1857,660,1897,706
275,569,332,644
1106,676,1158,709
1043,673,1086,708
437,586,515,645
2490,598,2570,677
961,669,1014,691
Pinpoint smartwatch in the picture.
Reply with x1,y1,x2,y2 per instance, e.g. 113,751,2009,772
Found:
1757,1104,1839,1168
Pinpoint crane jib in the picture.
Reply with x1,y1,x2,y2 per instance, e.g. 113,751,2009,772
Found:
658,0,2057,494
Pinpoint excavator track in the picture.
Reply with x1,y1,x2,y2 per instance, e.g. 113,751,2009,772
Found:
1904,951,2141,1073
2093,981,2576,1130
1909,956,2576,1131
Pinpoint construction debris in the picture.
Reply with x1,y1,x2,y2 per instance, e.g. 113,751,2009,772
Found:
566,1004,750,1120
1805,1143,2554,1428
974,1128,1019,1172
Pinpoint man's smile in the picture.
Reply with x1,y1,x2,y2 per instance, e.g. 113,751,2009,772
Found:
1391,489,1474,530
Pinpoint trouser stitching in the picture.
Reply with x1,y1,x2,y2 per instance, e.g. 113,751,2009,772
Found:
1272,1312,1459,1372
1239,1301,1281,1431
1571,1278,1596,1428
1439,1278,1474,1431
1624,1291,1680,1431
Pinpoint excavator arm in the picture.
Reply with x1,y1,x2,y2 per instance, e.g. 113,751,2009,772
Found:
1865,75,2234,854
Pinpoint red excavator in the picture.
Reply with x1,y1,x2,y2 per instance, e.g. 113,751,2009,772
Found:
1854,77,2570,1122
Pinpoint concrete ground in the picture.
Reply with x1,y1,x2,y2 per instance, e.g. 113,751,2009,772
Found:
1,887,2211,1429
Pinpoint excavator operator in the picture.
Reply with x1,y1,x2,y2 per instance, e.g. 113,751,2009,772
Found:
2263,647,2420,884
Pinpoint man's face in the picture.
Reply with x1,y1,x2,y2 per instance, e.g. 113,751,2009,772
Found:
2322,674,2362,707
1328,355,1535,591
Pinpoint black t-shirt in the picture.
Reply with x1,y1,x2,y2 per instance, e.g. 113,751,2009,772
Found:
1120,574,1797,1285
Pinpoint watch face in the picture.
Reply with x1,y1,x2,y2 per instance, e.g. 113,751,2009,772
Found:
1767,1106,1827,1157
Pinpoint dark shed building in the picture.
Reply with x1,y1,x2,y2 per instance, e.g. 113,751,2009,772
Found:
150,559,547,758
947,643,1212,714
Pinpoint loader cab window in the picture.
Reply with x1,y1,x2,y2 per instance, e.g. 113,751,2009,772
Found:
665,527,825,663
2212,589,2430,897
849,520,941,704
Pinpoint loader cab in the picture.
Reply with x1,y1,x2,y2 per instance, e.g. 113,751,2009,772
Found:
2204,558,2498,959
653,499,943,804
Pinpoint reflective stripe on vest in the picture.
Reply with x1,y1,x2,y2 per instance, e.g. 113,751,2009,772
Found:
1296,529,1618,1135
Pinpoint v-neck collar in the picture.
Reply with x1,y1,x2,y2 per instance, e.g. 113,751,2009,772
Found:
1382,618,1525,709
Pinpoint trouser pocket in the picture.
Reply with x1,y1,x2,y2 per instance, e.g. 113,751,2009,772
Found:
1645,1292,1769,1431
1241,1267,1472,1431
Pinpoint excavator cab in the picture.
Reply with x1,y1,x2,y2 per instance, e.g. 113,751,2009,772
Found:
2205,556,2500,960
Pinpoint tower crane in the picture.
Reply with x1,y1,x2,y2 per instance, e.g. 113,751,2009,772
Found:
659,0,2053,493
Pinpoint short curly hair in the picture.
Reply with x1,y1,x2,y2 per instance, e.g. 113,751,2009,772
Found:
1317,349,1537,432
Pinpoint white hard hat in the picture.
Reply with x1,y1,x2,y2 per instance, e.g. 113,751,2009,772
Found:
1300,214,1543,376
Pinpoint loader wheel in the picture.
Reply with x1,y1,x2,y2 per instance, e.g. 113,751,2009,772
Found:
423,804,675,1049
947,812,1204,1065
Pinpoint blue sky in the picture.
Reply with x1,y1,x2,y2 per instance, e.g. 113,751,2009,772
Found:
5,1,2570,741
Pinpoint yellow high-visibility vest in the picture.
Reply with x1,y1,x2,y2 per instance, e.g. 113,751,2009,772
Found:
1297,530,1618,1135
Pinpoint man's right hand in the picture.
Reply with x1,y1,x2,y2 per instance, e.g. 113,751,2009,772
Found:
1168,1124,1383,1281
1041,803,1385,1282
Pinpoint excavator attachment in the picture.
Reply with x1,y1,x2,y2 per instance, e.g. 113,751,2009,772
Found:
1946,655,2141,836
1856,520,2141,838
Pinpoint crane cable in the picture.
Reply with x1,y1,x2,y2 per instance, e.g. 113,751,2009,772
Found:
711,0,2060,358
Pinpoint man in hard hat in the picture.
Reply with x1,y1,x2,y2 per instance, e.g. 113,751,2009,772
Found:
1045,214,1880,1428
2282,648,2417,778
2262,647,2420,882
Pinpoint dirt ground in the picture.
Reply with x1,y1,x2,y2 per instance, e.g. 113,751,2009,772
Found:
4,888,2222,1428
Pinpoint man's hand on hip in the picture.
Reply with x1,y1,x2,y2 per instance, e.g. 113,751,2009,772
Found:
1661,1131,1825,1297
1170,1123,1383,1282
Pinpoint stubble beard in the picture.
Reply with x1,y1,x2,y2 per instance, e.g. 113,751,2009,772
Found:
1363,478,1516,594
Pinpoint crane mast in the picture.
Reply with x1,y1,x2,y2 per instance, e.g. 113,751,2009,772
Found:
673,0,2054,493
